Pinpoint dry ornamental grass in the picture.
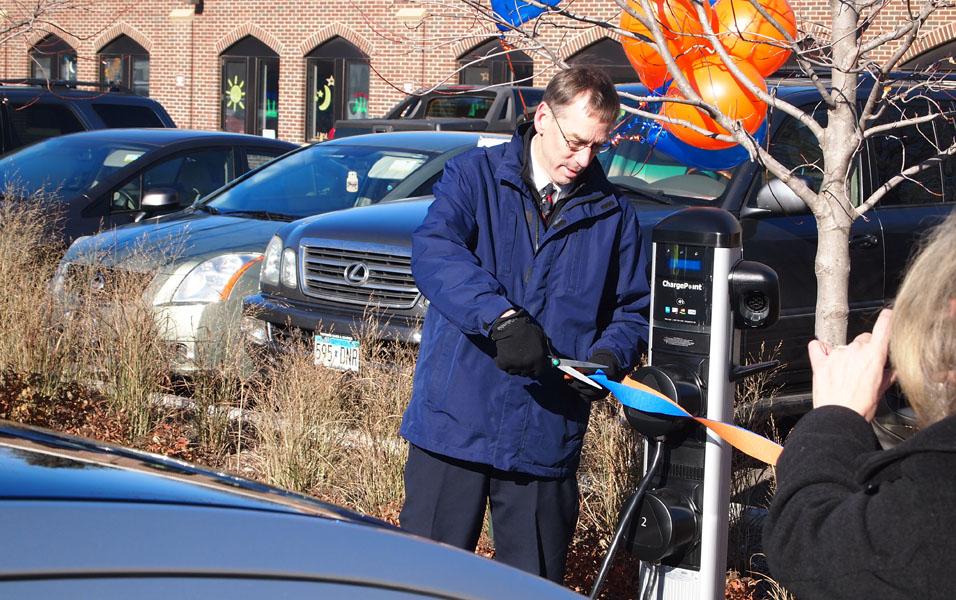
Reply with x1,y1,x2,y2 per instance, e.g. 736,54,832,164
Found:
0,189,792,598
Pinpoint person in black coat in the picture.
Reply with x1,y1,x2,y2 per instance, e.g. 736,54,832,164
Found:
764,212,956,600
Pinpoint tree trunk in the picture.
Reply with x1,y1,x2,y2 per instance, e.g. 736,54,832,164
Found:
811,0,863,346
813,211,852,346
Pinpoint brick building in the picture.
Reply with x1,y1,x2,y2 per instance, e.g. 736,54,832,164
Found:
1,0,952,144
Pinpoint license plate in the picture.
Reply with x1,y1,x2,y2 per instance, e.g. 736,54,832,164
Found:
314,333,360,372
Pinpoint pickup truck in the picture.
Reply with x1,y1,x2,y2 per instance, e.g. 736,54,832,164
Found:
244,77,955,415
331,85,543,138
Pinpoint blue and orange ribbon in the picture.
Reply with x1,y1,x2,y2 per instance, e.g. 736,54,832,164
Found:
591,373,783,466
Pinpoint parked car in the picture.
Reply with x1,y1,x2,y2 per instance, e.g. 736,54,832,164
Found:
243,77,956,412
0,128,297,243
0,420,581,599
0,79,175,156
54,131,510,371
331,85,543,139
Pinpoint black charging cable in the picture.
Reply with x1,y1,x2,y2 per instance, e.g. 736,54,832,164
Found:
588,438,665,600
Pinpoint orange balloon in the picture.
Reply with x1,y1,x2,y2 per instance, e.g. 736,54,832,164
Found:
620,0,710,90
715,0,797,77
661,55,767,150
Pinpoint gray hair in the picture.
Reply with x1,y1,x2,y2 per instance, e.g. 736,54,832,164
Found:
889,211,956,427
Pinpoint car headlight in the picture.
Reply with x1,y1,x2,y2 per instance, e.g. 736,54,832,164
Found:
280,248,297,288
261,236,282,287
172,253,263,303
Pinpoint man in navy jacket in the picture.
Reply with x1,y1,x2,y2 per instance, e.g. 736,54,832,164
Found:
399,67,650,582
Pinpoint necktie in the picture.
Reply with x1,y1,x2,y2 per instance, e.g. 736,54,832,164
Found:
540,183,556,220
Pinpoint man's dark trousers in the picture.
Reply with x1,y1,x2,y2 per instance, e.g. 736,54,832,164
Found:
399,444,579,584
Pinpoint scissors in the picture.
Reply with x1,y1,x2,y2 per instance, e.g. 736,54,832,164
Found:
549,356,608,390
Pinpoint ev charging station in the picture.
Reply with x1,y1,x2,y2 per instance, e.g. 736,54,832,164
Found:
590,207,779,600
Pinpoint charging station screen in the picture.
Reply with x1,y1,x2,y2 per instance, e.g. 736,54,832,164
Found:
656,243,709,328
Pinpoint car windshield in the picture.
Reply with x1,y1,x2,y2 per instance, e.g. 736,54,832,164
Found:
204,143,439,219
598,136,737,204
0,137,150,198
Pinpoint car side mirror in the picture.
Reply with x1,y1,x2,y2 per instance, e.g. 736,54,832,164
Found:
141,188,181,211
753,178,810,216
134,188,181,223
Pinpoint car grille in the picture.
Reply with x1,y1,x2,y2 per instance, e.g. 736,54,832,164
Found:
300,241,420,309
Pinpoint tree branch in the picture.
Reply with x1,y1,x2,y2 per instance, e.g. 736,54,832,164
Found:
857,143,956,215
863,110,953,138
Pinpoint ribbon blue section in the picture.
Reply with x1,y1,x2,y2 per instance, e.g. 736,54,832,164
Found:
591,373,690,418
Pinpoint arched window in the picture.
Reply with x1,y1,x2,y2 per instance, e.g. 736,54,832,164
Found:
98,35,149,95
30,34,77,81
568,39,634,84
221,36,280,137
901,39,956,72
305,37,370,141
458,39,533,86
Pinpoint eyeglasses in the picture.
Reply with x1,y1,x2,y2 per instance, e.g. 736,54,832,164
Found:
549,105,612,155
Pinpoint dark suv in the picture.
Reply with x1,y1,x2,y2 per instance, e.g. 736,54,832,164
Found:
0,79,175,156
243,77,956,410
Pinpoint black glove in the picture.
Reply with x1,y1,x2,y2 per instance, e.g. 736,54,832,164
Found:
589,349,626,382
489,309,550,378
566,350,625,402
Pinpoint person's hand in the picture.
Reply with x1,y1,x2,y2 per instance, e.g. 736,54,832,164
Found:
807,309,894,421
489,309,550,378
565,350,624,402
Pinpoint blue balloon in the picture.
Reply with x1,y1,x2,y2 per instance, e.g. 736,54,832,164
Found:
613,109,768,171
491,0,561,30
650,120,768,170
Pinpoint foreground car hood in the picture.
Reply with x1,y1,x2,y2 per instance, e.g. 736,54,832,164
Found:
282,198,433,248
0,420,379,523
0,421,582,599
64,210,286,272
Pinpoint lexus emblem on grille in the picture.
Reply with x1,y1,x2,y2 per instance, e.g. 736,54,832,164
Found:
343,262,370,286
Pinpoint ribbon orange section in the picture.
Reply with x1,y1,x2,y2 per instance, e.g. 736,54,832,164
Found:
611,375,783,465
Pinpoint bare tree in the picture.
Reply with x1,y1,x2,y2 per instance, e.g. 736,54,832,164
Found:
0,0,119,80
0,1,94,49
391,0,955,346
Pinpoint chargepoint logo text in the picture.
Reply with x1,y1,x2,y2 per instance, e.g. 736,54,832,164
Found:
661,279,704,292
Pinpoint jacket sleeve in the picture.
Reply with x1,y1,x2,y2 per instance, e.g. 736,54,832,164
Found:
763,406,932,599
411,156,513,336
589,202,650,369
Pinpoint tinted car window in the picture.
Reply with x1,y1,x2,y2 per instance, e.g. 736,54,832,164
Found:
386,96,421,119
871,100,944,206
514,89,543,114
0,136,148,197
765,112,825,193
206,144,438,218
246,148,286,170
7,102,84,148
424,96,495,118
91,103,165,128
112,148,235,211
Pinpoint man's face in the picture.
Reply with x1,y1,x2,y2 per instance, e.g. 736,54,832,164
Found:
533,92,613,186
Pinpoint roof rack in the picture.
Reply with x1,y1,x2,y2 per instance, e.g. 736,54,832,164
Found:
0,78,131,93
